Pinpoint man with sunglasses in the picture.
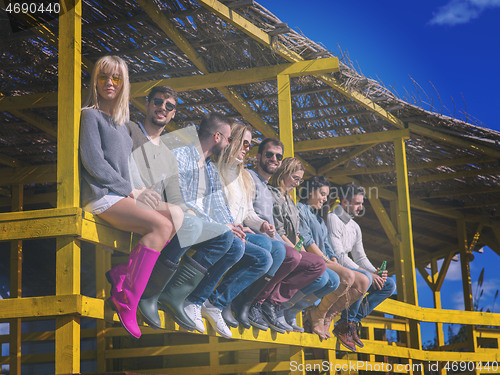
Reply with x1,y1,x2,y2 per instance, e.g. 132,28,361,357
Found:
241,138,325,333
126,88,242,335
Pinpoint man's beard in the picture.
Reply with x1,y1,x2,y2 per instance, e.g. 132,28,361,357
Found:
151,117,167,127
259,160,277,175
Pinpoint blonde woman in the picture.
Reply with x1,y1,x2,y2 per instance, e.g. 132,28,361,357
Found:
80,56,182,339
213,123,281,331
268,158,339,333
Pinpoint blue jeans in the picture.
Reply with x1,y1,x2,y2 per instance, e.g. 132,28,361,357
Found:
161,214,232,267
290,267,340,310
340,268,396,323
188,235,245,305
208,233,273,309
267,239,287,276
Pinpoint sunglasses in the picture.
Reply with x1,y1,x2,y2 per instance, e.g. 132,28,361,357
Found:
264,151,283,161
97,74,122,86
152,98,176,111
243,140,253,149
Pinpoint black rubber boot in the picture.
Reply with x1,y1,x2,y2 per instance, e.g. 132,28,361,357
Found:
261,301,288,334
248,303,269,331
158,256,207,331
138,258,178,329
222,303,239,328
232,274,272,329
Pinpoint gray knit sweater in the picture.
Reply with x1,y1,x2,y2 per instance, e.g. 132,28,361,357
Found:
79,108,134,207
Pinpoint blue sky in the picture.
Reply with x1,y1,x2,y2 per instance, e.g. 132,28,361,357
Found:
258,0,500,344
258,0,500,132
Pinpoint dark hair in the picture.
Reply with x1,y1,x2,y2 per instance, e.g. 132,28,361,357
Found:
339,182,365,202
258,138,284,154
198,112,232,140
299,176,330,203
147,86,178,103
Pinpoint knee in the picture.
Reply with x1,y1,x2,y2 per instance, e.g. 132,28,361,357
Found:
271,241,287,264
229,237,245,261
384,277,397,294
341,269,356,287
284,248,301,269
328,271,340,290
151,215,175,244
256,249,273,270
169,204,184,230
357,273,371,291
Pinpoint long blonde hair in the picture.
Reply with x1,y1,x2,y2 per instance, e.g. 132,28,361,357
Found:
270,157,304,196
216,122,255,200
83,55,130,126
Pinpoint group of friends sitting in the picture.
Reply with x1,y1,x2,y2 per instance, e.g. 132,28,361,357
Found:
80,55,396,352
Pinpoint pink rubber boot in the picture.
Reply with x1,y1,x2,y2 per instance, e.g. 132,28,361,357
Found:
106,245,142,296
109,245,160,339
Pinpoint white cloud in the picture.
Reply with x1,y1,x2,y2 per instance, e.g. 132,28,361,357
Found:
429,0,500,26
444,259,463,281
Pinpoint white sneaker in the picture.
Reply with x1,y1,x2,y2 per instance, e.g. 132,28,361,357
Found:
184,301,205,333
202,301,232,338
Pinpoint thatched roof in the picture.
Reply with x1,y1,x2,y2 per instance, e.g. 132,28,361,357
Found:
1,0,499,267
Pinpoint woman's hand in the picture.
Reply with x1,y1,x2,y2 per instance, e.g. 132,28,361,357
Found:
260,222,275,238
227,223,246,241
131,187,162,209
242,226,255,234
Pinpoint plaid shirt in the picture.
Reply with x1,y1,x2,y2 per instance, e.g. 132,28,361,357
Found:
173,144,234,224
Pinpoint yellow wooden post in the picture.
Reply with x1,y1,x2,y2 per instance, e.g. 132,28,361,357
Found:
390,200,406,303
209,336,220,375
457,220,479,374
289,346,305,375
277,73,296,202
393,136,421,350
9,184,23,375
96,245,111,372
277,74,294,158
56,0,82,373
430,259,445,348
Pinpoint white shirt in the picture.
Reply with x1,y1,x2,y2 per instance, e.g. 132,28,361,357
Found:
327,206,377,273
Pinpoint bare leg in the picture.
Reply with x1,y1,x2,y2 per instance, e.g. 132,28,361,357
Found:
98,197,182,251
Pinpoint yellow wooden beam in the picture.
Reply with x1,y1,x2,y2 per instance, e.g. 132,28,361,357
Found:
376,298,500,326
367,197,400,249
326,155,495,179
196,0,406,131
318,143,375,175
9,109,58,138
409,122,500,159
423,185,500,199
393,137,421,349
294,128,409,152
278,74,294,159
81,211,135,252
0,295,104,320
0,207,81,241
9,184,23,375
0,153,25,168
0,91,58,111
431,258,446,354
416,264,434,290
57,0,81,210
137,0,278,139
129,58,339,97
1,164,57,185
435,251,454,292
